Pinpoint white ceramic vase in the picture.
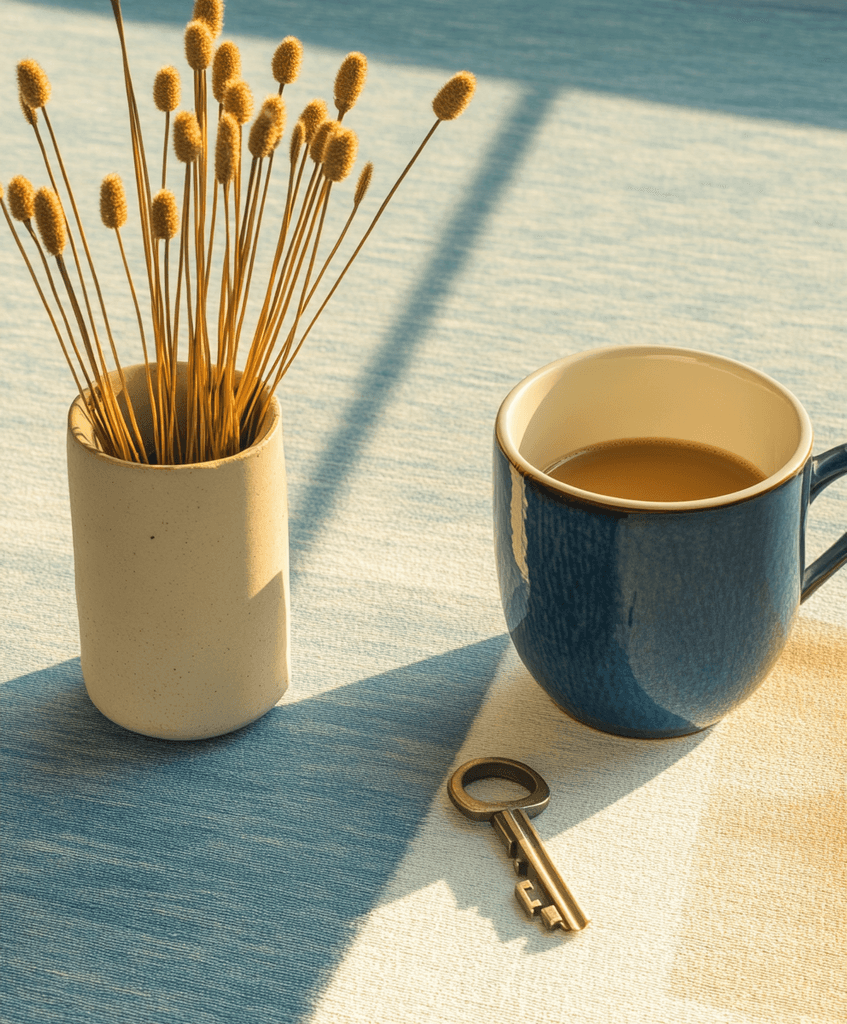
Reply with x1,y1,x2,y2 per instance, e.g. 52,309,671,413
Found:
66,364,290,740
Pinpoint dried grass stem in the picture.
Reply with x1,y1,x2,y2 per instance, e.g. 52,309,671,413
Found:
7,8,474,463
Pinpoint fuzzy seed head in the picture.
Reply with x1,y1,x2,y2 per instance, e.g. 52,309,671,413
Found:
185,19,213,71
99,173,127,231
324,127,358,183
289,120,304,163
215,111,240,185
223,79,253,125
173,110,203,163
272,36,303,85
353,161,373,206
247,95,286,159
8,175,36,222
34,187,65,256
309,118,339,164
18,89,37,126
17,59,51,109
334,51,367,116
151,189,179,240
432,70,476,121
192,0,224,39
212,41,241,103
153,66,181,112
299,98,328,143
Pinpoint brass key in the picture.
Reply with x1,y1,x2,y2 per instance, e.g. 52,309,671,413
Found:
448,757,590,933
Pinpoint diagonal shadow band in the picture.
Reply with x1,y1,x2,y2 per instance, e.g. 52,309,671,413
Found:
288,84,556,578
0,635,509,1024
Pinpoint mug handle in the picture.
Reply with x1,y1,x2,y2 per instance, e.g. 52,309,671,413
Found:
801,443,847,603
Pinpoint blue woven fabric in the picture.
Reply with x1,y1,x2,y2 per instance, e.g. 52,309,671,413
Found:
2,639,508,1022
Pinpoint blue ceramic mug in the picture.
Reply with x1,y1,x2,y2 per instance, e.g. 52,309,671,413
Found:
494,346,847,739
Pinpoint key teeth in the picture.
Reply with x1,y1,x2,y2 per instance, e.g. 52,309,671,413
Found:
513,857,528,876
540,904,566,931
515,879,541,917
516,880,570,932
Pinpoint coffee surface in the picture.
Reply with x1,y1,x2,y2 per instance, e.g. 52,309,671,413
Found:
545,437,766,501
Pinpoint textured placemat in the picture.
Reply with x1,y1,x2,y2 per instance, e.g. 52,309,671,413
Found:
2,1,845,1021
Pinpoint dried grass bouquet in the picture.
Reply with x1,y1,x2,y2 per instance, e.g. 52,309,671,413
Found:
2,0,475,464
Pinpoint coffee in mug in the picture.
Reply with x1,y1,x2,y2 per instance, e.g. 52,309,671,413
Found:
545,437,766,502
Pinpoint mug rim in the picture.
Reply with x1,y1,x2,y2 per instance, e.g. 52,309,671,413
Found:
495,345,815,512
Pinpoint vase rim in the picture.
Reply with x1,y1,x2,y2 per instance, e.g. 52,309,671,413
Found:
67,362,281,469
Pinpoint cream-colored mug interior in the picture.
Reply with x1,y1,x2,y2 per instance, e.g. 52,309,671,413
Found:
499,346,813,510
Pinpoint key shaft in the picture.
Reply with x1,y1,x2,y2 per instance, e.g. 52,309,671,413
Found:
491,808,589,932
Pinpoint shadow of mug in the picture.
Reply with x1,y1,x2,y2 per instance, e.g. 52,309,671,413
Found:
494,346,847,739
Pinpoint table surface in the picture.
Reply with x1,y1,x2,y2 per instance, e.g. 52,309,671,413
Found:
2,2,845,1022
